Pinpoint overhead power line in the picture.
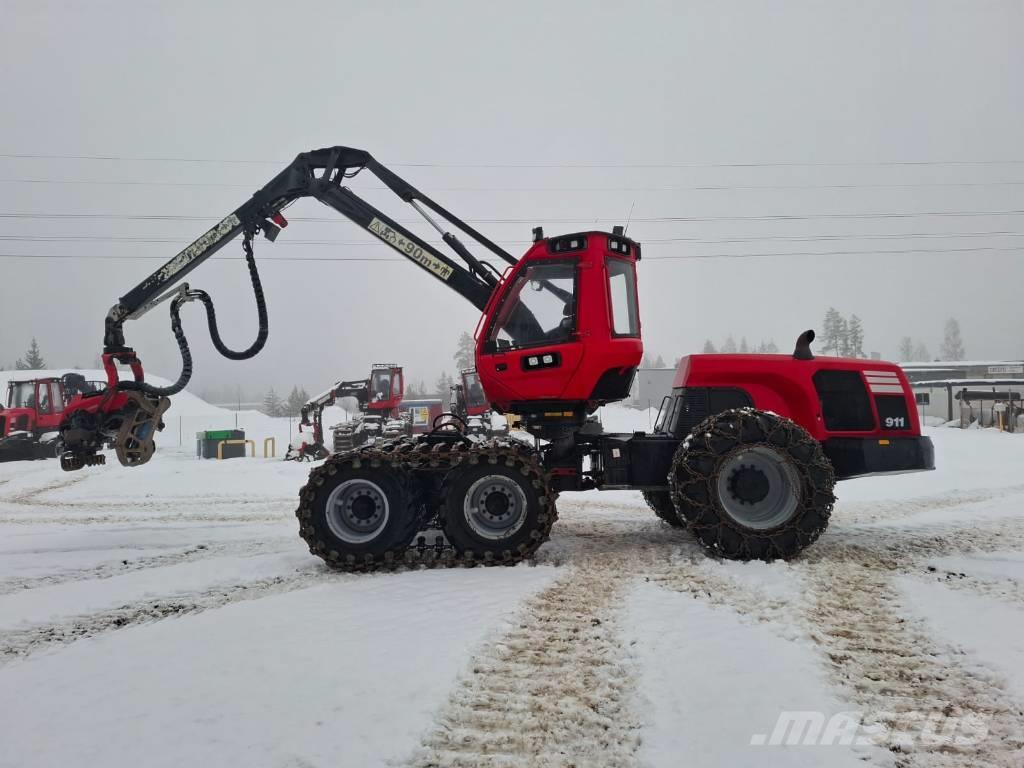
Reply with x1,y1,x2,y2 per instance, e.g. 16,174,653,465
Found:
3,152,1024,169
4,177,1024,193
2,230,1024,247
2,209,1024,225
0,245,1018,263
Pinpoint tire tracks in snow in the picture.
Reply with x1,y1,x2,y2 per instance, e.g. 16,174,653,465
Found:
408,514,681,768
628,496,1024,767
0,508,290,526
0,474,87,507
0,537,297,596
836,484,1024,525
409,495,1024,765
805,561,1024,767
0,565,328,663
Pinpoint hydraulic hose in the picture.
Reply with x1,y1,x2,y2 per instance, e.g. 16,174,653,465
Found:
119,230,269,397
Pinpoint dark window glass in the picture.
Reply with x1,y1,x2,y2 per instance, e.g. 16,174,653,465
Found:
488,261,577,349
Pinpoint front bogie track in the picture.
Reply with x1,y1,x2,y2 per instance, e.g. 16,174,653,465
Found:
296,435,557,572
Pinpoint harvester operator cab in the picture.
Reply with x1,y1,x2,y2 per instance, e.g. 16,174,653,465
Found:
475,228,643,428
367,365,404,414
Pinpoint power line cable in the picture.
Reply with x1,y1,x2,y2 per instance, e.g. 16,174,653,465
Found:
0,245,1018,263
5,177,1024,193
3,230,1024,247
2,209,1024,225
3,152,1024,169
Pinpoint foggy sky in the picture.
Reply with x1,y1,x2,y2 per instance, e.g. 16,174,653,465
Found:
1,0,1022,397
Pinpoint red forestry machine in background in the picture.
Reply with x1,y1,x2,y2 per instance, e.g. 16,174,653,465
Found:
449,368,508,438
56,145,934,570
0,374,100,462
285,364,406,461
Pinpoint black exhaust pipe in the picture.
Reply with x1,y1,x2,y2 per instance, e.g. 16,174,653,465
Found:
793,329,815,360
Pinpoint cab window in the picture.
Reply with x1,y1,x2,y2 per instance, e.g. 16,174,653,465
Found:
49,382,64,413
36,382,51,413
607,257,639,337
487,261,577,350
9,382,34,408
370,370,393,402
464,371,487,408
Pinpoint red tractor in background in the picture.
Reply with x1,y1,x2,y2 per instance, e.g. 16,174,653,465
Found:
54,145,934,571
285,364,407,461
449,368,508,438
0,374,100,462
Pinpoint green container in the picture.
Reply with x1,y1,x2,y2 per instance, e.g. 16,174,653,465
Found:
204,429,239,440
196,429,246,459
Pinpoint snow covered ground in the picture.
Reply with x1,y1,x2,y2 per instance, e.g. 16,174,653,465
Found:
1,384,1024,767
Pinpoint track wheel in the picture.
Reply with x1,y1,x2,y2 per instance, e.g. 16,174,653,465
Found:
440,457,553,565
297,458,421,570
642,490,683,527
669,408,835,561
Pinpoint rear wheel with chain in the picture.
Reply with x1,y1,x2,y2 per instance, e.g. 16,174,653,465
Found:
669,408,835,561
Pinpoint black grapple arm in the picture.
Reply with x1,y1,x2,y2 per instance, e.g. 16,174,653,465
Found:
57,146,522,472
105,146,517,356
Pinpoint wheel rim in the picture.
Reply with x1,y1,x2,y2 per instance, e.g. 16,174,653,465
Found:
463,475,528,541
716,445,800,530
325,479,390,543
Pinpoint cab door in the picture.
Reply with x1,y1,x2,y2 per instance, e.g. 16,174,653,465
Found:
477,258,584,402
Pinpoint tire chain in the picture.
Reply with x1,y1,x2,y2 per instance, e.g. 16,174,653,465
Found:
295,434,558,572
670,408,836,560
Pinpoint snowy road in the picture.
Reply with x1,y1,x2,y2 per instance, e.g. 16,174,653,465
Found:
1,422,1024,767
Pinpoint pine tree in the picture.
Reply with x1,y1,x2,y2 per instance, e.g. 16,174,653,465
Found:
722,336,737,353
898,337,914,362
820,308,843,356
262,387,284,417
702,339,717,353
847,315,865,358
285,386,306,417
653,354,666,368
434,372,455,396
837,316,851,357
15,338,45,370
453,331,476,372
764,339,779,353
739,337,749,354
912,341,930,362
939,317,965,361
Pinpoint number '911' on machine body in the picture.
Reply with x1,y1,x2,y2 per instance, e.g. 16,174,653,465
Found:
54,145,934,567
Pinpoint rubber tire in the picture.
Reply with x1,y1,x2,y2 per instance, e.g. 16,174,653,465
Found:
669,408,835,561
298,461,421,570
642,490,684,527
440,460,551,565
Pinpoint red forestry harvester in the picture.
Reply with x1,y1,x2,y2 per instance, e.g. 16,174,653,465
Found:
285,364,406,461
0,374,100,462
449,368,507,438
54,146,934,569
